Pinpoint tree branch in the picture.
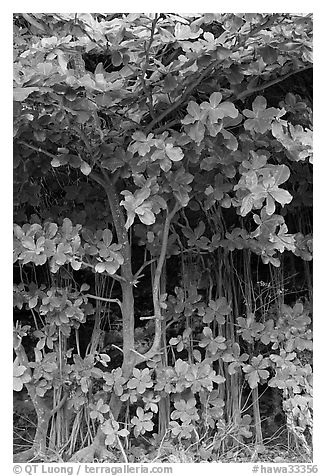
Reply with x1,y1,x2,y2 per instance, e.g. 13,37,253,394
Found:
134,258,157,281
17,140,58,161
85,293,122,309
143,15,308,135
140,201,180,362
144,57,222,135
145,64,312,135
89,171,107,188
233,66,312,102
143,16,280,135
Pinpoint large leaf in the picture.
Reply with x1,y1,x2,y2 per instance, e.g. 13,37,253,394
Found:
13,87,39,101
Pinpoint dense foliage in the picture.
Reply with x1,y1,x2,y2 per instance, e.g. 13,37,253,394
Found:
13,13,313,463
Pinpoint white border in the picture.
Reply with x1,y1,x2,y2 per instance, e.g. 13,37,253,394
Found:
3,4,324,475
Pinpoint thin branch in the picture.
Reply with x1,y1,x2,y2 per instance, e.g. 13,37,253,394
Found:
140,200,180,362
85,293,122,309
17,140,58,161
111,344,124,353
234,66,312,102
130,348,161,361
116,435,129,464
134,258,157,280
139,315,155,321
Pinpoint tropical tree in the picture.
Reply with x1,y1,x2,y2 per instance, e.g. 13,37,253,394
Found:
13,13,312,463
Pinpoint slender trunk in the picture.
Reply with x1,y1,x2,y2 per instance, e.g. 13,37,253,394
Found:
101,174,136,416
13,341,52,460
227,255,241,427
76,173,179,461
109,281,136,420
33,402,52,454
158,262,170,437
252,386,263,447
243,251,263,448
71,171,136,459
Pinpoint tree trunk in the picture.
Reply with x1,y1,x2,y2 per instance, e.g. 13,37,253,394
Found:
252,386,263,447
33,403,52,455
14,339,53,461
70,172,137,461
71,175,179,461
